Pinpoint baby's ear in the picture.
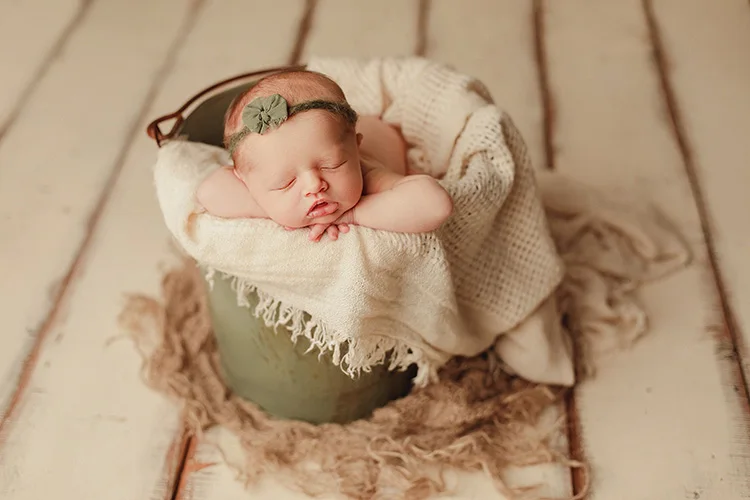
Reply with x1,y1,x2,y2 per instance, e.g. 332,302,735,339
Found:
356,132,363,147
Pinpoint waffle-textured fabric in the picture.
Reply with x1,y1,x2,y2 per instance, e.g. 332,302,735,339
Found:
153,56,565,385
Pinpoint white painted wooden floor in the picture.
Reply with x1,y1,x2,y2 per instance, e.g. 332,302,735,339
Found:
1,1,749,499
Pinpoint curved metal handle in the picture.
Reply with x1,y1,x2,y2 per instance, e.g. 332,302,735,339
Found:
145,64,305,147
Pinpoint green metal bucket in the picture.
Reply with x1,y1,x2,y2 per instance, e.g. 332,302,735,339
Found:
203,270,415,424
164,74,415,424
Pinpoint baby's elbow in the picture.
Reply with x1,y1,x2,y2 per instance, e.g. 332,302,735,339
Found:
434,185,453,224
424,181,453,231
195,181,213,212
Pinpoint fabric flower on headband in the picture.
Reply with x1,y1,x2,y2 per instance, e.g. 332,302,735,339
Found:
225,92,358,155
241,94,288,134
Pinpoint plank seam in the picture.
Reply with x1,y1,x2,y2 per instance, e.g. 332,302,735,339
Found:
0,0,208,445
415,0,431,57
642,0,750,408
532,1,586,496
0,0,95,144
154,423,193,500
564,379,588,498
532,0,556,171
168,431,194,500
287,0,318,66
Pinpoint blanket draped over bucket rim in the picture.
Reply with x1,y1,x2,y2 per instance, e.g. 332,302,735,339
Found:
153,57,595,385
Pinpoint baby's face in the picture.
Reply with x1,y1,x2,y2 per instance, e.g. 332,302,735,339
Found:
234,110,364,229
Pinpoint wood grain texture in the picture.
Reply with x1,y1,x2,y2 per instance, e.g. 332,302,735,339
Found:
543,1,750,498
647,0,750,398
427,0,547,171
0,1,210,498
302,0,419,60
532,0,555,171
0,0,200,423
415,0,430,57
288,0,318,66
0,132,191,498
0,0,87,138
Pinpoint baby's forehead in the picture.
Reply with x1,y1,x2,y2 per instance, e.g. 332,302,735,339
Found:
238,113,352,170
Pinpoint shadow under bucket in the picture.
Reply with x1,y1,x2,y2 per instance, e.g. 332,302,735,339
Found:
149,69,415,424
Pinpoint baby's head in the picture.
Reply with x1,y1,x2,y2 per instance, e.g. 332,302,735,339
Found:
223,70,364,229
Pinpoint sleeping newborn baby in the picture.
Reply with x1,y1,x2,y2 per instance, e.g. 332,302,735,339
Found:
197,69,453,241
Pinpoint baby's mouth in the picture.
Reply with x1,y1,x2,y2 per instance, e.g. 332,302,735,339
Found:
307,199,338,218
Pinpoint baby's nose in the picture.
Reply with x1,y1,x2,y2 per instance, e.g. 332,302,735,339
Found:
305,173,328,195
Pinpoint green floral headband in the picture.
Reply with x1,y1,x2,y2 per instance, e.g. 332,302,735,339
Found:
225,93,358,155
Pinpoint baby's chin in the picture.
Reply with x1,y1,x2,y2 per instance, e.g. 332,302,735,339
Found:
298,201,354,227
305,210,342,226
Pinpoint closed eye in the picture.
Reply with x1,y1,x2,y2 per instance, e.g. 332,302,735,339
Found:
323,161,347,170
275,177,296,190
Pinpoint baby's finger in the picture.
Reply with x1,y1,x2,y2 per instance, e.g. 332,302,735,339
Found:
338,223,350,233
308,224,327,241
327,225,339,240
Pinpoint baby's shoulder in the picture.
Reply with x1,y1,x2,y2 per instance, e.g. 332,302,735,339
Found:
361,158,404,194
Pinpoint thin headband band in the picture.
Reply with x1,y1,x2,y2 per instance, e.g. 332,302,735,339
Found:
225,93,358,155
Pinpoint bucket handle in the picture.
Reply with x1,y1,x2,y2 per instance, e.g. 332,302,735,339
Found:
145,64,305,147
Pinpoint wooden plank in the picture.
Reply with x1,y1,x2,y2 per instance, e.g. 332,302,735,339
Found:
0,1,311,499
0,0,208,495
648,0,750,392
427,0,548,170
0,0,197,414
542,1,750,498
302,0,419,60
425,1,573,498
0,144,192,499
145,0,310,101
0,0,84,136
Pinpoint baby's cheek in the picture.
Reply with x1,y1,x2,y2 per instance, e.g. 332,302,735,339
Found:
277,204,307,227
256,196,293,226
348,169,365,201
339,182,362,210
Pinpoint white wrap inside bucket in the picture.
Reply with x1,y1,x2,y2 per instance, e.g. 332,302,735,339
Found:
153,56,570,386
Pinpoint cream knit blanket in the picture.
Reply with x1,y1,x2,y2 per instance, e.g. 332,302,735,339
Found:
153,57,689,386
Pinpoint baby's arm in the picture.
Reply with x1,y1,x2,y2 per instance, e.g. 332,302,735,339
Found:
356,116,407,175
196,166,267,219
341,159,453,233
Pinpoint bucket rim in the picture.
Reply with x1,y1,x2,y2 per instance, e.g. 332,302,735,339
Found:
145,64,306,147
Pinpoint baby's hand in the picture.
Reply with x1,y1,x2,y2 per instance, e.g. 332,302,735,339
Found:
307,222,350,242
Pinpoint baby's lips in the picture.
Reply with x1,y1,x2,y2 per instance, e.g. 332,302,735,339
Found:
307,201,339,218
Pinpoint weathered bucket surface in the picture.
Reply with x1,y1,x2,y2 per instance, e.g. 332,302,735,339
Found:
203,270,415,424
170,78,415,424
